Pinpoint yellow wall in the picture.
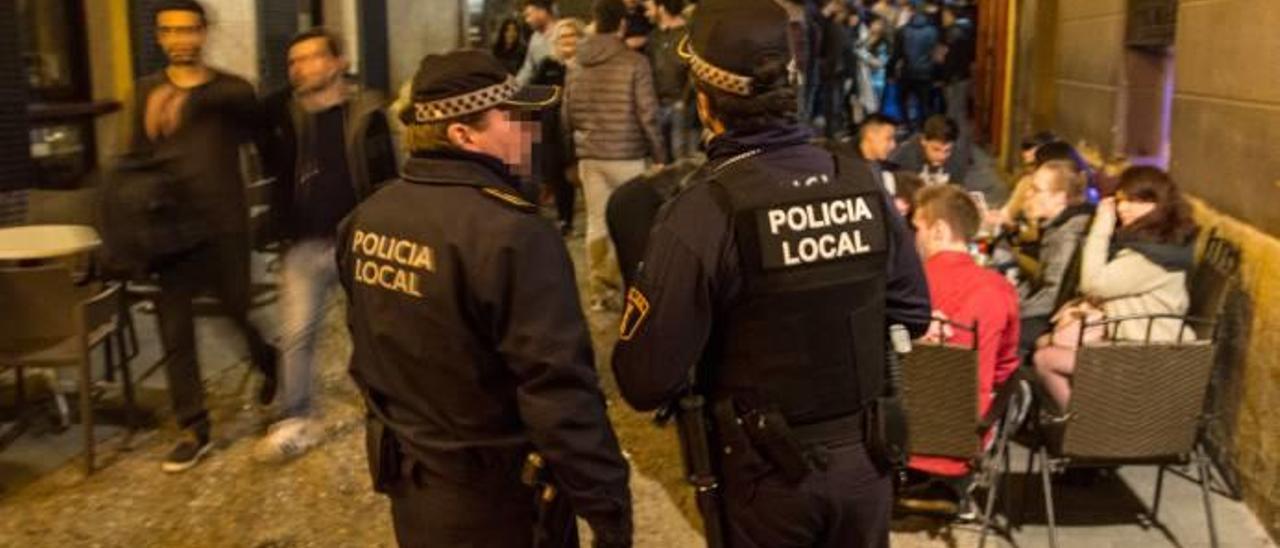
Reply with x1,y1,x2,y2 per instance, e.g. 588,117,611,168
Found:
1191,199,1280,539
84,0,134,164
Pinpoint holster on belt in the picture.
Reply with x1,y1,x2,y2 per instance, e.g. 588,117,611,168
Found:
365,414,403,494
521,452,579,548
715,398,811,484
865,326,913,473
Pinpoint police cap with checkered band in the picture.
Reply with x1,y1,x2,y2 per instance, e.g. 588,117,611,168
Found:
399,49,560,125
681,0,796,97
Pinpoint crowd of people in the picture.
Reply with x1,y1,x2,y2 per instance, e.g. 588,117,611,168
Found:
486,0,1202,518
801,0,976,139
60,0,1208,545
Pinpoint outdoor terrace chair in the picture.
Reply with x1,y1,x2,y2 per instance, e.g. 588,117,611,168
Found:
1022,228,1240,548
0,264,139,474
900,318,1034,547
23,187,142,380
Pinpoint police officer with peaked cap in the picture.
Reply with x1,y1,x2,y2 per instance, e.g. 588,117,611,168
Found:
337,49,633,548
611,0,932,545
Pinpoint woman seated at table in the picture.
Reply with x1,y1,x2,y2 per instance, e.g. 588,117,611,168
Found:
1033,166,1199,410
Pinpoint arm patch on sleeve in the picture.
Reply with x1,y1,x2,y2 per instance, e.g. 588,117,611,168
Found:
480,187,537,212
619,287,651,341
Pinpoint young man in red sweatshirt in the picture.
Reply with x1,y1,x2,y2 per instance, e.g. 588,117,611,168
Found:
902,185,1021,514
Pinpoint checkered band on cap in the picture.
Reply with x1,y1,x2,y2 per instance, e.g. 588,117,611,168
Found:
413,76,520,123
678,36,753,97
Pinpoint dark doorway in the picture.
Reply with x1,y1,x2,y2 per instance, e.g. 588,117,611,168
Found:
358,0,390,93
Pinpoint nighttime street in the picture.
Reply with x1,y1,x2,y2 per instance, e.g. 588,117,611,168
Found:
1,0,1278,547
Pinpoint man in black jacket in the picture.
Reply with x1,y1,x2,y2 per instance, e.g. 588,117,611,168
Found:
892,11,941,130
255,28,397,463
133,0,276,473
337,50,632,547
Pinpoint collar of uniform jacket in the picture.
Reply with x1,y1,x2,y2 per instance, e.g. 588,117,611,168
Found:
402,149,525,193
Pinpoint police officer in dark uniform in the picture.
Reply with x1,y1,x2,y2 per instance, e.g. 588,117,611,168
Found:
611,0,932,545
337,50,633,548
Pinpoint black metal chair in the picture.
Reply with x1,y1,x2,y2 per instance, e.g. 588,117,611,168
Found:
900,318,1034,547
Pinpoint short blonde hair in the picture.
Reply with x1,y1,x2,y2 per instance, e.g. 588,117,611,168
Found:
552,18,586,61
1036,159,1088,205
403,110,490,154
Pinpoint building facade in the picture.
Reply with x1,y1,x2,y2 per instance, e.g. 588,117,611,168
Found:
997,0,1279,539
9,0,467,190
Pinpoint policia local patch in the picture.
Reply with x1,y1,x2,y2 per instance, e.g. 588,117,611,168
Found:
350,230,436,298
756,195,887,269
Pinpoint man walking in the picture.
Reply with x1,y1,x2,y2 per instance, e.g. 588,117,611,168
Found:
516,0,559,85
255,28,397,462
644,0,696,160
564,0,667,311
893,9,940,130
133,0,276,473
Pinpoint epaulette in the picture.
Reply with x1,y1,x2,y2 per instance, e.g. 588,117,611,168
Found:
480,187,537,213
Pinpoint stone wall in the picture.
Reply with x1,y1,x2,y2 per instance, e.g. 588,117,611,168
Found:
1170,3,1280,534
1050,0,1125,153
1190,199,1280,540
386,0,463,90
1170,0,1280,236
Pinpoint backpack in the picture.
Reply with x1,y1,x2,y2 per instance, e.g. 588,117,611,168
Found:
98,150,211,277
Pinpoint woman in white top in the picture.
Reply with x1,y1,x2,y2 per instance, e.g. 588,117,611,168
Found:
1034,166,1199,410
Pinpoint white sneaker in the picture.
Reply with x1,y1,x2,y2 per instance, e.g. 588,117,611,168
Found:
253,417,320,464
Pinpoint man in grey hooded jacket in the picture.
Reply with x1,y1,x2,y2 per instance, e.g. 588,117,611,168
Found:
563,0,668,311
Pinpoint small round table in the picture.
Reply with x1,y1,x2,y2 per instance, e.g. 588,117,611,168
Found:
0,224,102,262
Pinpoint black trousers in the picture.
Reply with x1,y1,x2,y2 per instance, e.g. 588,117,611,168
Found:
539,108,576,229
723,439,892,548
153,234,273,431
387,457,578,548
550,174,577,230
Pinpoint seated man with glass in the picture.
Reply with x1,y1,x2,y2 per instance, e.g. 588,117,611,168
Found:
900,185,1021,514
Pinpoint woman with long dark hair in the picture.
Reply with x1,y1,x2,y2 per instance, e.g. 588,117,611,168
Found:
1034,166,1199,409
492,17,527,75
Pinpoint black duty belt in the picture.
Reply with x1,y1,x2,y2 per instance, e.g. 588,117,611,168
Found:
790,411,866,446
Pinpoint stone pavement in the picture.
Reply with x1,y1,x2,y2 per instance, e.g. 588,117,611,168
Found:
0,212,1274,548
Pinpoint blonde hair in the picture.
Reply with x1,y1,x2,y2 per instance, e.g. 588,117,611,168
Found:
552,18,586,62
1037,159,1088,205
402,110,490,154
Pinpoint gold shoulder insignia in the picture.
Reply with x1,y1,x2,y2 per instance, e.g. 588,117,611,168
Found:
619,287,651,341
480,187,537,212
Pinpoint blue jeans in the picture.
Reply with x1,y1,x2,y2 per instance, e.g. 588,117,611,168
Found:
659,102,699,161
278,239,340,418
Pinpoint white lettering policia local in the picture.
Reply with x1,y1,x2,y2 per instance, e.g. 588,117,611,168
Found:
351,230,436,298
766,197,877,266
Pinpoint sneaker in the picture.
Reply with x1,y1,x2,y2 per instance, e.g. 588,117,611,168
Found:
253,417,320,464
162,432,213,473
